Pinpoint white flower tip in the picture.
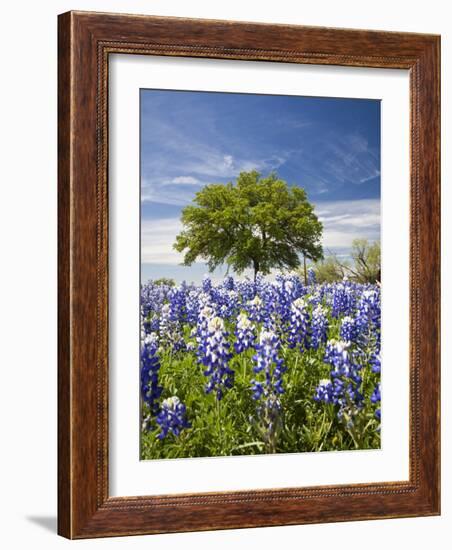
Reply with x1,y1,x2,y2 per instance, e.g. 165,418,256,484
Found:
163,396,180,409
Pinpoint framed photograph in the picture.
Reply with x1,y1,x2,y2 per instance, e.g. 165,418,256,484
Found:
58,11,440,538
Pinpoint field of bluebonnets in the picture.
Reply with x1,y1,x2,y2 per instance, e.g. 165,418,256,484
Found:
140,271,381,459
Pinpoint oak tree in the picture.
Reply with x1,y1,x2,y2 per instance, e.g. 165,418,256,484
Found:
174,171,323,281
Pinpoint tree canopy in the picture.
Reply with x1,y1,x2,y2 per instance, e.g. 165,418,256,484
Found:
173,171,323,280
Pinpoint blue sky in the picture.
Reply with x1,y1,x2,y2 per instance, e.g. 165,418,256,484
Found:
141,89,380,284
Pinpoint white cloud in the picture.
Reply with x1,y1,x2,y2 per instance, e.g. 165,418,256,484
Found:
141,218,184,264
141,184,199,206
223,155,234,169
140,116,293,205
322,134,380,185
169,176,201,185
315,199,380,249
140,149,290,206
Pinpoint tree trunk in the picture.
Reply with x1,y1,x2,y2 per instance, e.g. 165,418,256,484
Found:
253,259,259,282
303,254,307,285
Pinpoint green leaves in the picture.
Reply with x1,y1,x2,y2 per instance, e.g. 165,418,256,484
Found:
173,171,323,279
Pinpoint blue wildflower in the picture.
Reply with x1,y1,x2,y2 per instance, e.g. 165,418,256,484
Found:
330,283,353,318
315,340,364,424
371,352,381,374
324,340,353,378
340,316,358,342
251,329,286,453
158,303,185,351
140,333,163,416
314,379,334,403
246,294,265,323
355,288,381,347
311,304,328,350
371,382,381,421
307,268,316,285
287,297,310,349
156,396,190,439
234,311,255,353
200,316,234,400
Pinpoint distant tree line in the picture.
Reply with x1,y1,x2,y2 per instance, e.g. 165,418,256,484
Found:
309,239,380,284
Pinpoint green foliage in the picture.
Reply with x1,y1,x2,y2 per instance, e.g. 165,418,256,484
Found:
173,171,323,279
310,256,348,283
152,277,176,287
311,239,380,284
350,239,380,283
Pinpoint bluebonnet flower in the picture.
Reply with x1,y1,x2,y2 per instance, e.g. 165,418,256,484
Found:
141,304,159,335
158,303,185,351
158,303,171,343
258,282,278,321
200,316,234,400
340,316,358,342
307,289,322,308
324,340,353,377
371,352,381,374
287,297,310,349
185,289,201,324
313,378,347,406
168,286,187,324
274,275,306,322
311,304,328,350
314,379,335,403
251,329,287,452
234,312,255,353
141,281,170,334
140,281,165,319
223,275,235,291
371,382,381,420
355,288,381,347
263,312,281,333
202,275,212,293
216,289,239,319
195,303,215,360
140,333,163,416
371,382,381,403
330,283,356,318
315,340,364,424
156,396,190,439
246,294,265,323
236,279,255,303
252,329,286,395
307,268,316,285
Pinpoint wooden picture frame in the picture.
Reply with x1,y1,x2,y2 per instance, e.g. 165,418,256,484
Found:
58,10,440,539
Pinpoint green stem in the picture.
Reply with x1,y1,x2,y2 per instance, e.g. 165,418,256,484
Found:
216,397,222,454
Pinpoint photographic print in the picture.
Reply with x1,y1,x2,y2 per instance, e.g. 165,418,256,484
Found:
140,89,381,460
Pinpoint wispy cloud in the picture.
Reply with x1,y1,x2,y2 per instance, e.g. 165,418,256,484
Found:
141,218,184,264
169,176,201,185
283,133,380,198
321,133,380,185
315,198,380,249
140,96,299,206
142,145,291,206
